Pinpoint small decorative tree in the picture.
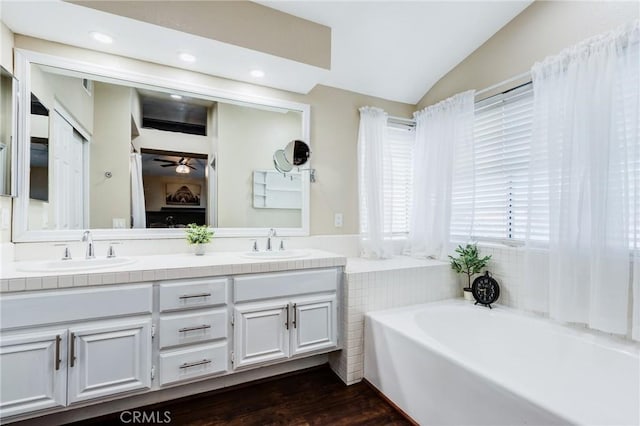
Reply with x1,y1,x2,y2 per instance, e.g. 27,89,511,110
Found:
185,224,214,255
448,244,492,290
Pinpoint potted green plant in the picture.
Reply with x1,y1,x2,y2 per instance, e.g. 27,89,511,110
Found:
448,243,492,301
185,224,214,256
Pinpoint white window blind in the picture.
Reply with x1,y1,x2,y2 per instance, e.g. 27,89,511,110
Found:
360,123,415,235
450,83,534,242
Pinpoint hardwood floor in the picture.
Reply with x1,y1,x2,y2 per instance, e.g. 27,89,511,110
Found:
69,366,411,426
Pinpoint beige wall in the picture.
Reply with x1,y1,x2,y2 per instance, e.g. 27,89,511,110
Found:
217,103,302,228
71,0,331,69
0,21,13,72
418,1,640,108
30,66,93,133
14,35,414,236
89,82,131,228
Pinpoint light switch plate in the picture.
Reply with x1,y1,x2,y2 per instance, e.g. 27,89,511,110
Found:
334,213,343,228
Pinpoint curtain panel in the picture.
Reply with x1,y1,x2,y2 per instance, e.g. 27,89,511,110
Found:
523,20,639,338
406,90,475,260
357,106,393,258
130,152,146,229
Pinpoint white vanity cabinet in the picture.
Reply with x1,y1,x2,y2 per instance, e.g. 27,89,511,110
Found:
232,269,339,370
0,285,153,419
0,330,67,417
67,319,152,404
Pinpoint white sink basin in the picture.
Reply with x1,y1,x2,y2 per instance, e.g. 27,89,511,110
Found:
240,250,308,260
16,257,136,272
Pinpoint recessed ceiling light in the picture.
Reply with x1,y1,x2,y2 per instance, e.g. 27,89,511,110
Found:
179,53,196,62
170,94,182,100
90,31,113,44
250,69,265,78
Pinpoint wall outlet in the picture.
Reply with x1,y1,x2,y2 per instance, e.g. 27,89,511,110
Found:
334,213,343,228
112,218,126,229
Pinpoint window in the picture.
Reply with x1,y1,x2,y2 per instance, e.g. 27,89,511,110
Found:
359,122,415,236
450,83,534,242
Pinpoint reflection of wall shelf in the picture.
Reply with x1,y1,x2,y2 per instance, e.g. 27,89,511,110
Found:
253,170,301,209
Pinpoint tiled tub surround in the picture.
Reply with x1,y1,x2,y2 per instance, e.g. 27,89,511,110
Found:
0,249,346,292
329,256,458,384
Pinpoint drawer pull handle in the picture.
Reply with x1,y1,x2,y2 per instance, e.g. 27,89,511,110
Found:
285,304,289,330
179,293,211,300
179,359,212,369
293,303,297,329
69,333,76,368
54,335,61,371
178,324,211,333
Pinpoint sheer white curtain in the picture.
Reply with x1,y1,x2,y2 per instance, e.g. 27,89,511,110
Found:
406,91,475,259
357,106,393,258
523,21,639,336
130,152,146,229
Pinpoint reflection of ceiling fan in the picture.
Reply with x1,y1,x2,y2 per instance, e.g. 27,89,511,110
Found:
153,157,196,174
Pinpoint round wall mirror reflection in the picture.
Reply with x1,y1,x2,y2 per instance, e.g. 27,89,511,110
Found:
273,140,310,174
273,149,293,173
284,139,310,166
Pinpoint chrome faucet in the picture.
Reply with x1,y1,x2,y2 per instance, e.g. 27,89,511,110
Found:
266,228,277,251
82,230,95,260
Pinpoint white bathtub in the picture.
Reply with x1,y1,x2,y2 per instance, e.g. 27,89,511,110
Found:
364,299,639,425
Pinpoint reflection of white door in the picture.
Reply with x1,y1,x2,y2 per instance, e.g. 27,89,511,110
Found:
51,111,85,230
0,142,6,195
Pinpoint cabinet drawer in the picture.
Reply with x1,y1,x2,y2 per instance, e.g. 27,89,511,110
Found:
159,309,227,349
234,269,338,302
0,284,152,330
159,278,227,312
159,342,227,386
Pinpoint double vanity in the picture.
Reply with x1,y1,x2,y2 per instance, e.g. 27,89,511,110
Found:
0,249,346,423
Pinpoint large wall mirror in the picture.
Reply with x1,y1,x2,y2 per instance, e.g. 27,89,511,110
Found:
0,66,18,197
13,50,310,241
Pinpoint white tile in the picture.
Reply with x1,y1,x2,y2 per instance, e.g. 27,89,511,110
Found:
58,275,73,288
155,269,167,280
8,278,26,291
0,279,8,292
102,272,116,285
129,271,143,282
25,278,42,291
42,276,58,289
116,272,130,283
88,274,102,286
73,275,88,287
142,270,156,282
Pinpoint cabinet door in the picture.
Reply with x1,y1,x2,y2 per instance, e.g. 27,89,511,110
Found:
0,330,67,418
67,319,151,404
291,294,337,356
234,301,289,369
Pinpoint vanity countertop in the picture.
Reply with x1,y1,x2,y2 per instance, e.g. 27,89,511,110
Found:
0,249,346,293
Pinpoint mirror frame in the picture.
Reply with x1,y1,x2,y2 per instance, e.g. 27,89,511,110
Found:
13,49,311,242
0,65,19,198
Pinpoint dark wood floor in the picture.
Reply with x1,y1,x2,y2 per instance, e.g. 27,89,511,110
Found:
69,366,411,426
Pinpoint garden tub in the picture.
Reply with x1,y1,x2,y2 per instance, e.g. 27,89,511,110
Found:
364,299,639,425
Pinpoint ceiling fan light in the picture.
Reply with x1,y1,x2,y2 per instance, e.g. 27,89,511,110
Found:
176,164,190,174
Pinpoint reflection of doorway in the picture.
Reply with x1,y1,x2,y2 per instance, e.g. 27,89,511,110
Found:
51,109,88,230
140,149,208,228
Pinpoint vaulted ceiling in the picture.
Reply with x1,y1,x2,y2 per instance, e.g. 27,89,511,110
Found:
1,0,532,104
